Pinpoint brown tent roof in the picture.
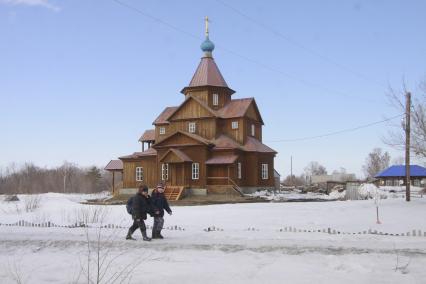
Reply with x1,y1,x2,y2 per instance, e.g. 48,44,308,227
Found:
153,106,178,125
104,160,123,171
243,137,277,153
188,57,228,88
205,154,238,165
138,129,155,142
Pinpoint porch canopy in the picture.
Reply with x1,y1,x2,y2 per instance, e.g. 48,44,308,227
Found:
206,154,238,165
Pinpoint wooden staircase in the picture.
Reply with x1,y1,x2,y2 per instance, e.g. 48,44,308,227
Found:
164,186,184,201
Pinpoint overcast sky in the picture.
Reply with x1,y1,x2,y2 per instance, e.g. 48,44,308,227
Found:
1,0,425,177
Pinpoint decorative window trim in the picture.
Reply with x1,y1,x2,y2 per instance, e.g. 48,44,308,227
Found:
251,124,255,136
232,121,239,129
188,122,196,133
192,163,199,180
261,163,268,180
135,167,144,181
161,163,169,181
237,162,242,179
159,127,165,135
213,93,219,106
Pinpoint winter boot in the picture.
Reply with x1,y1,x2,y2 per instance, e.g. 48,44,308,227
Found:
141,230,151,241
157,230,164,239
126,228,136,240
151,228,158,239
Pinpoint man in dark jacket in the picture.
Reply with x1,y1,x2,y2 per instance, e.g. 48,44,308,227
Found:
126,185,154,241
151,183,172,239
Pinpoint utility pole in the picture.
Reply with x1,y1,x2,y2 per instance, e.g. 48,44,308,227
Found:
290,156,293,187
405,92,411,202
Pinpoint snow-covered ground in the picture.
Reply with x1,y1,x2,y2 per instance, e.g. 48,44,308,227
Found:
1,193,426,283
250,184,425,201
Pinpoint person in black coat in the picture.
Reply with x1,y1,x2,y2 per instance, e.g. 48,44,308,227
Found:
151,183,172,239
126,185,154,241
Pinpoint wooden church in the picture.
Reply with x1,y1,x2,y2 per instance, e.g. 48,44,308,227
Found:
106,20,277,199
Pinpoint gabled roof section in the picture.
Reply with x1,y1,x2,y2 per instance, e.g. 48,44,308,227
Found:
138,129,155,142
160,148,193,163
375,165,426,178
218,98,264,124
243,137,277,153
168,95,217,121
188,56,228,88
154,130,213,148
153,106,179,125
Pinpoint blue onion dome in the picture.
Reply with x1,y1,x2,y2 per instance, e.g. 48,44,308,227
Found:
201,37,215,53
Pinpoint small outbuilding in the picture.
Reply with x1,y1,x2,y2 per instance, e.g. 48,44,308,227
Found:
374,165,426,187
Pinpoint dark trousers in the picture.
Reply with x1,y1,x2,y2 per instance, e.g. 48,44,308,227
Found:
129,218,146,234
153,216,164,232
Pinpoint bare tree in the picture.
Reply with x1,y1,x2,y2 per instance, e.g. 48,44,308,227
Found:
384,80,426,159
363,148,391,179
0,162,111,194
304,161,327,177
282,174,306,186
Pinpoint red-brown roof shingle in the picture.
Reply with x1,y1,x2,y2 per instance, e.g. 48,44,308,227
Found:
153,106,178,125
205,154,238,165
189,57,228,88
138,129,155,142
243,137,277,153
104,160,123,171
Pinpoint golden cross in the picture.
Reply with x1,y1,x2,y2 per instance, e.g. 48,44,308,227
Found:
205,16,209,37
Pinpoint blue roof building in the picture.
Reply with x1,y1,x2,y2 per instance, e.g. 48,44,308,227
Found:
375,165,426,187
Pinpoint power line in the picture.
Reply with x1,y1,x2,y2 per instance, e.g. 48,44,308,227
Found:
266,113,404,142
214,0,387,89
111,0,381,104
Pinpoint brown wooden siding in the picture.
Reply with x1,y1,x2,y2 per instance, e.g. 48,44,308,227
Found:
169,98,214,121
218,118,245,144
122,157,157,188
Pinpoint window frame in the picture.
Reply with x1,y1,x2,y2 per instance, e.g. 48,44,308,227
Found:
213,93,219,106
135,167,144,182
188,122,196,133
159,127,165,135
192,163,200,180
231,121,239,129
161,163,169,181
261,163,268,180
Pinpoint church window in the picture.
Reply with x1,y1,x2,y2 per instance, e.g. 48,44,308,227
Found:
261,164,268,180
251,124,255,136
161,163,169,181
159,127,165,135
188,122,196,133
232,121,239,129
136,167,144,181
213,93,219,106
238,162,242,179
192,163,199,180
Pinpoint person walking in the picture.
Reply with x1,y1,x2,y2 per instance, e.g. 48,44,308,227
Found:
126,185,154,241
151,183,172,239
